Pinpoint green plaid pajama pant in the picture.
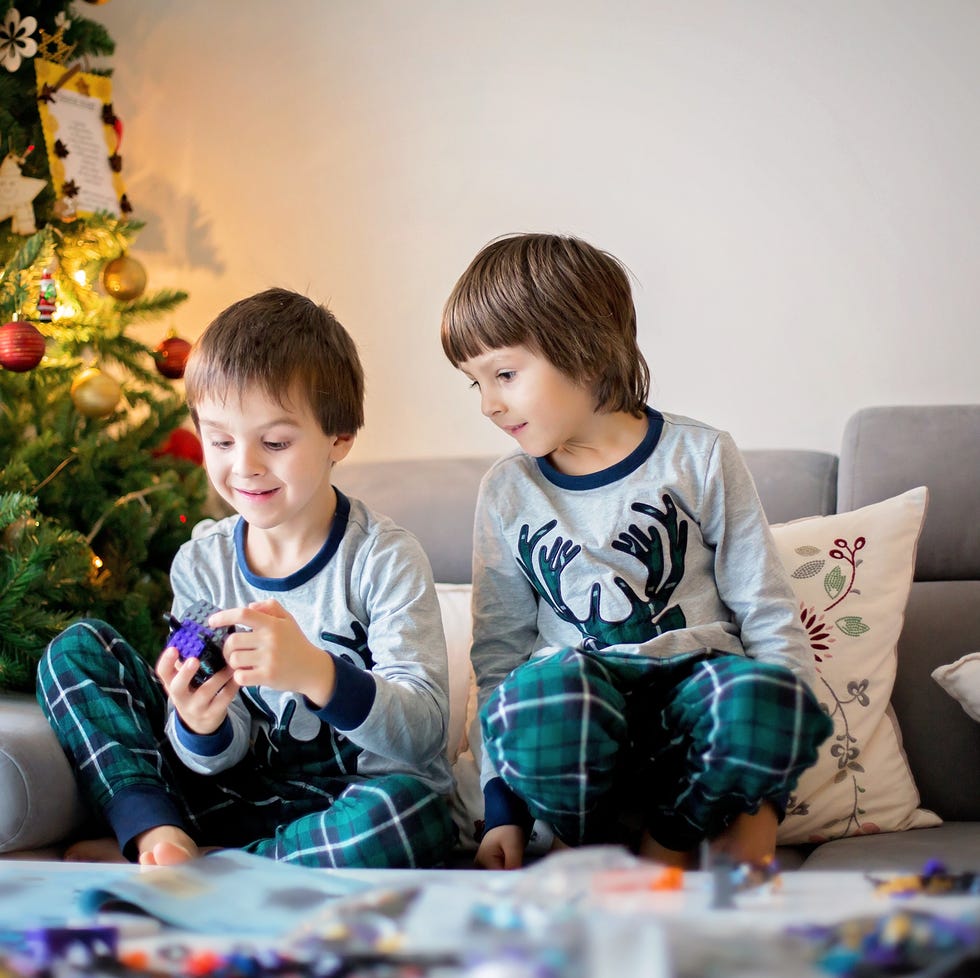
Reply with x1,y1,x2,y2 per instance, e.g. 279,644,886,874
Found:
36,619,454,868
481,647,832,851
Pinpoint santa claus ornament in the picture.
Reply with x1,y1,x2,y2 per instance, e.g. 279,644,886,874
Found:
37,268,57,322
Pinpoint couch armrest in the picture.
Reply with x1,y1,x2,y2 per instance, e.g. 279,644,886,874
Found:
0,693,86,854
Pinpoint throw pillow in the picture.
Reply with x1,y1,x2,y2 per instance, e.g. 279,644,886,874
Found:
932,652,980,724
772,486,940,844
434,582,484,848
434,582,475,763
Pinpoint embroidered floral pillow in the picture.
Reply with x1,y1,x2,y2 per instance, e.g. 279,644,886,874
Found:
772,486,939,845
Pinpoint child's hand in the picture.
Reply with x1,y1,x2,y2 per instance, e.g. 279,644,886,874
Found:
156,646,239,735
474,824,526,870
209,599,337,706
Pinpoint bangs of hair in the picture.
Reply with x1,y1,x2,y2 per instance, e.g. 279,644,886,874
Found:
440,234,649,414
185,288,364,435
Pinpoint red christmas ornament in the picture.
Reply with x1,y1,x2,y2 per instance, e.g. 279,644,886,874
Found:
0,321,46,372
154,334,192,379
154,428,203,466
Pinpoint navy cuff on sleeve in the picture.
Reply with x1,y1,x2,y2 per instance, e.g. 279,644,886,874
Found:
313,652,377,731
483,777,533,836
105,785,189,862
174,714,234,756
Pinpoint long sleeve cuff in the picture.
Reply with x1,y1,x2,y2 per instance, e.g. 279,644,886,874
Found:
312,652,377,730
105,785,189,862
173,714,234,756
483,776,533,836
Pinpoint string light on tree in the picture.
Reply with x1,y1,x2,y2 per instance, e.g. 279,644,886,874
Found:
0,320,46,372
70,366,122,417
102,253,146,301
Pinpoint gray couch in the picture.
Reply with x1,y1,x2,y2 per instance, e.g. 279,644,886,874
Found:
2,404,978,870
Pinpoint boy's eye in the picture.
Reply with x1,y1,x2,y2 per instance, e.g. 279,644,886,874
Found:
210,440,232,450
497,370,516,382
264,441,290,451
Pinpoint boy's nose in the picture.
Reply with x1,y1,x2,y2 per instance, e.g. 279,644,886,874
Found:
232,445,263,476
481,390,503,418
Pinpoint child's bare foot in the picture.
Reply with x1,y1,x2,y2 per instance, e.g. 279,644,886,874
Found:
134,825,202,866
64,837,127,863
138,840,199,866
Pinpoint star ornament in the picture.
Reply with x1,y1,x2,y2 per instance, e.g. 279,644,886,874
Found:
37,10,75,66
0,152,46,235
0,8,38,73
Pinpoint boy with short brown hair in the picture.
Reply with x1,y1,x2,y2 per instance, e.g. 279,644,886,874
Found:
39,287,455,868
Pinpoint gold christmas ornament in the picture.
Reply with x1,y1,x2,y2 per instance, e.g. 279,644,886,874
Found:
102,254,147,301
71,366,122,418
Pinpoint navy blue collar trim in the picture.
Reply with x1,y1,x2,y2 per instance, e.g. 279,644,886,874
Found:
535,407,664,490
234,490,350,592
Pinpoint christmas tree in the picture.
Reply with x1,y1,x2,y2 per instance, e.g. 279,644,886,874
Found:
0,1,209,692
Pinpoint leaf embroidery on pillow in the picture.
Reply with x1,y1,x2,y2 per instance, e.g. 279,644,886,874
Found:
792,558,825,579
786,530,878,839
825,536,865,610
836,616,871,638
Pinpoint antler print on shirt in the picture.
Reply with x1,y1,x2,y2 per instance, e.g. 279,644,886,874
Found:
515,495,688,650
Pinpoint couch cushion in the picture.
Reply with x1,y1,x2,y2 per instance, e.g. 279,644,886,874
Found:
801,823,980,873
931,650,980,724
334,456,496,584
838,404,980,581
742,449,838,523
892,581,980,820
838,404,980,826
0,694,85,853
771,488,940,844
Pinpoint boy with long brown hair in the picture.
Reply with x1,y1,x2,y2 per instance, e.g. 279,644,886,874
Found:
441,233,831,869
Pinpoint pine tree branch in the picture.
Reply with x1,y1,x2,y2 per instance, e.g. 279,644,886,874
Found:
31,455,77,495
85,485,172,544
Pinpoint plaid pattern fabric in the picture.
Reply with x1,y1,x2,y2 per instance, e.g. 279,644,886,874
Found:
37,619,454,868
481,647,832,851
246,776,454,868
36,619,174,811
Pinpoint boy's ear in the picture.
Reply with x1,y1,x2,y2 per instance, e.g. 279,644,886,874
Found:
328,433,356,464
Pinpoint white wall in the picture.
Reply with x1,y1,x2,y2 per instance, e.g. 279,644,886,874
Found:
88,0,979,462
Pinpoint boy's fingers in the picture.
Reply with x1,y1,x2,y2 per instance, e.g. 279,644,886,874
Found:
208,599,286,631
205,608,244,630
158,646,180,667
